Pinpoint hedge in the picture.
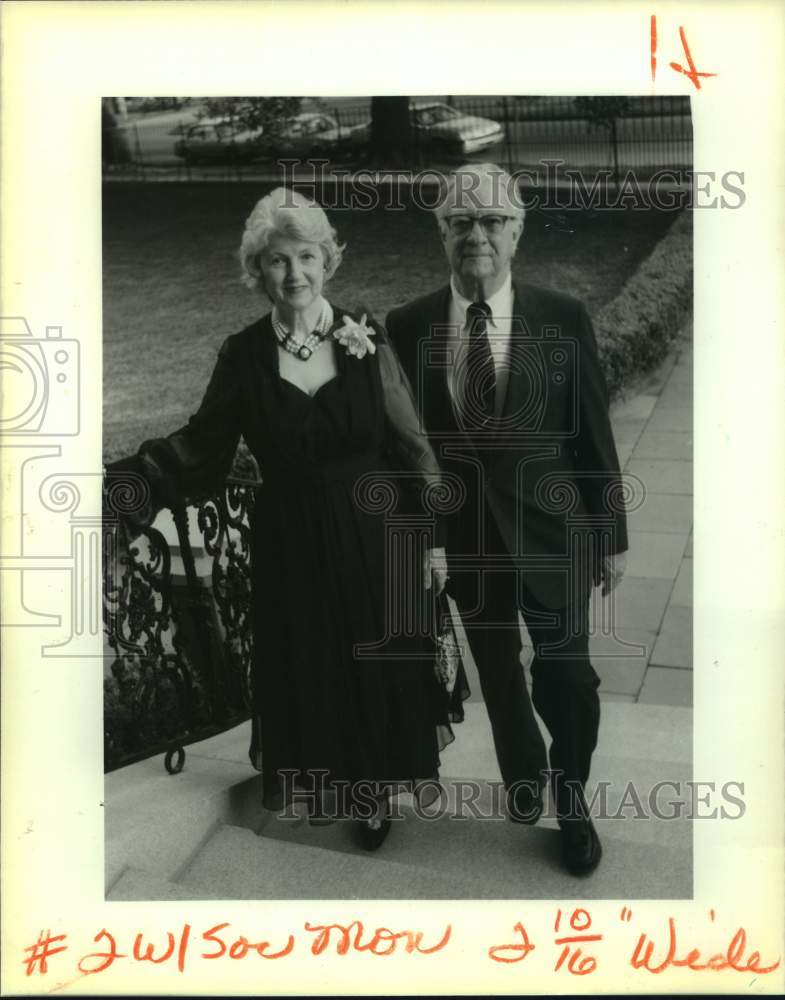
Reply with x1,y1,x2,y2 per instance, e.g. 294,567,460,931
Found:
594,208,693,399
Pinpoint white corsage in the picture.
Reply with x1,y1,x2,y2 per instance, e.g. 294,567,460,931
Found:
334,313,377,358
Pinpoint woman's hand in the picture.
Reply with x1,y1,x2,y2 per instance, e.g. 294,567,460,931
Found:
423,546,448,596
598,552,627,596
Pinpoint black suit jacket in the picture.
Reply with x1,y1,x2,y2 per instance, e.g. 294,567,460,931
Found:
386,282,628,609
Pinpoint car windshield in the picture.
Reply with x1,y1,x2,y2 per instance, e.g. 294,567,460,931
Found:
415,105,460,126
187,122,239,141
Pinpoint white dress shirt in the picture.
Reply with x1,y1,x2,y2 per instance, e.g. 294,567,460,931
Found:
447,275,514,419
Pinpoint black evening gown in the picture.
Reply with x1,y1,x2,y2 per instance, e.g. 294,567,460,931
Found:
133,306,468,814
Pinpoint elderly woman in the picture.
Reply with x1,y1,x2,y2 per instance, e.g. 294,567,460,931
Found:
120,188,463,850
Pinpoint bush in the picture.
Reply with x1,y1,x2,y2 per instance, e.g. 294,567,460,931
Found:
594,209,692,398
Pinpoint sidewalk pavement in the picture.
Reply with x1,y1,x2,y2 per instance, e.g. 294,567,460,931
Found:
608,322,693,707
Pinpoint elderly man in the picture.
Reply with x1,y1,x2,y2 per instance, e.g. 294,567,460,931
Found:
386,163,628,875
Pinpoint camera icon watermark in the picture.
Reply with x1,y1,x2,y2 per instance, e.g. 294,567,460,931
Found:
0,316,88,647
0,317,80,436
417,320,579,442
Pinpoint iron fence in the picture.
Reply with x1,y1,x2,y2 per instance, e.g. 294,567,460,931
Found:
103,95,692,183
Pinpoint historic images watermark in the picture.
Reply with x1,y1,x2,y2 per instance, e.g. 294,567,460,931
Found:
278,158,745,213
274,771,745,823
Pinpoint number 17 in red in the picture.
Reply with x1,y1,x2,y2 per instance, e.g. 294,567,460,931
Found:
651,14,718,89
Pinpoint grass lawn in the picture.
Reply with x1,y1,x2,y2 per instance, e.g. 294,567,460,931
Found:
103,182,678,461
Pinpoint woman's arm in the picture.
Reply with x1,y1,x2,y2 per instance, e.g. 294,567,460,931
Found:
373,322,448,593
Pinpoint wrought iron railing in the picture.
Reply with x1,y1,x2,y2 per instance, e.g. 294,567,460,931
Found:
103,472,257,773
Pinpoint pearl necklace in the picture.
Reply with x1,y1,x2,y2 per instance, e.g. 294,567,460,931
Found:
273,302,332,361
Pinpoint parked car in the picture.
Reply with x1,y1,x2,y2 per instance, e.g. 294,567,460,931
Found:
127,96,191,113
265,112,365,159
410,101,505,156
173,119,265,164
335,102,504,161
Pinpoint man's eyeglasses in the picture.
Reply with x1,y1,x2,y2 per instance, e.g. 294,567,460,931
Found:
445,215,511,236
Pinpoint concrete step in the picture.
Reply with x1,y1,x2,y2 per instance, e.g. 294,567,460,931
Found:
106,701,692,901
108,866,202,901
221,700,691,900
252,768,691,899
105,742,261,890
167,782,690,900
177,821,482,899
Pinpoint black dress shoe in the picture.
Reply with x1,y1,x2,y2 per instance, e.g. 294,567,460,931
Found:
355,816,392,851
560,818,602,876
507,781,544,825
353,795,392,851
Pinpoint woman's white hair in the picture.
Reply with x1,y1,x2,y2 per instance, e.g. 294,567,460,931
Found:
239,187,345,291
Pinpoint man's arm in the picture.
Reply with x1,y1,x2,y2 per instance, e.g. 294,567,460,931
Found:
571,303,629,573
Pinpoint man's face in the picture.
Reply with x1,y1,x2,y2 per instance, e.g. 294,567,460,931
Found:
440,178,523,298
441,211,522,298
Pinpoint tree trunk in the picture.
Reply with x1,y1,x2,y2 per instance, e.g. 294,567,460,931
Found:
369,97,411,167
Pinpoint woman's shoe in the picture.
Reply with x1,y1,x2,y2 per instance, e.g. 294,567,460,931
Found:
356,815,392,851
353,794,392,851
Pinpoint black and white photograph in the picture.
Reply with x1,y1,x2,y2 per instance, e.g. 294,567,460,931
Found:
102,93,695,900
2,3,783,996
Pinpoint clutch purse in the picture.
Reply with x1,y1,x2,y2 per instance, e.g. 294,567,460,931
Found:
434,590,462,696
432,590,470,736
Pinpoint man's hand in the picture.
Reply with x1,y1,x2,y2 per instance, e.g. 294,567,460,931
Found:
424,546,448,596
598,553,627,596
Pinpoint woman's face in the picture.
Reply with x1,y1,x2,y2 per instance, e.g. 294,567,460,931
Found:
259,235,326,314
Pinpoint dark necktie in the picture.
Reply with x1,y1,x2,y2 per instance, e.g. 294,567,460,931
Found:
464,300,496,430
